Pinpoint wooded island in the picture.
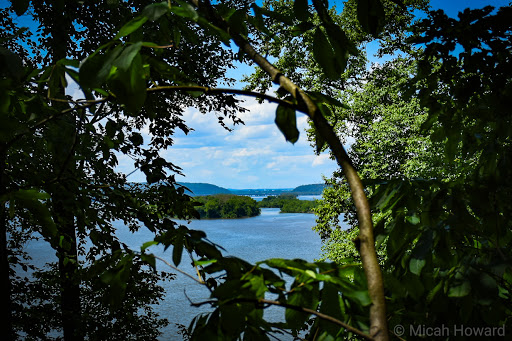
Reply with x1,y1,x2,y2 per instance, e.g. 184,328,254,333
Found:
193,194,319,218
193,195,260,219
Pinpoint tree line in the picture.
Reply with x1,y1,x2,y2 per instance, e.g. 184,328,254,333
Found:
194,194,260,219
258,194,319,213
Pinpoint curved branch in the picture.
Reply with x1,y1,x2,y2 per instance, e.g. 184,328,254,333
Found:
148,85,297,110
232,298,374,340
187,1,388,339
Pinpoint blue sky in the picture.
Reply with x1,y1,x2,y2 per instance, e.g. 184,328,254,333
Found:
5,0,508,189
141,0,509,189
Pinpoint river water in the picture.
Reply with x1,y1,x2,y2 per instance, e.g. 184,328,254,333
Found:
23,205,326,340
118,207,323,339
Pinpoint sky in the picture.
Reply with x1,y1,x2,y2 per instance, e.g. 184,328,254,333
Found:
6,0,508,189
136,0,508,190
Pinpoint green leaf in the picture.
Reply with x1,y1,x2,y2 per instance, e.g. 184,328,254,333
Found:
108,53,147,113
141,253,156,270
448,281,471,297
426,280,443,303
194,259,217,266
375,184,403,210
227,10,248,37
275,104,299,143
344,289,372,306
0,47,24,81
285,288,318,330
173,29,182,46
170,1,198,21
357,0,385,37
318,283,344,336
142,2,169,21
313,28,337,79
314,128,326,155
307,91,349,109
114,42,143,71
409,258,426,275
251,4,294,25
12,188,50,201
115,16,148,39
141,240,158,251
79,45,123,89
173,233,184,266
324,24,352,73
11,0,29,16
289,22,315,36
293,0,309,22
405,213,420,225
10,191,58,242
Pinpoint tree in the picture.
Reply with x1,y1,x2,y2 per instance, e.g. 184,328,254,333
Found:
2,0,244,339
315,1,512,337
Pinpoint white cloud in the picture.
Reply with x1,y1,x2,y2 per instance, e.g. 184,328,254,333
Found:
312,154,331,167
115,91,339,188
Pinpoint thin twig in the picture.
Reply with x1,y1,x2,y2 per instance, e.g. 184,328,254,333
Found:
147,86,297,110
154,255,205,284
232,298,374,340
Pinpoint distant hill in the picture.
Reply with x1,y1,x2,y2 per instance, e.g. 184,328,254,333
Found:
290,183,328,195
178,182,232,196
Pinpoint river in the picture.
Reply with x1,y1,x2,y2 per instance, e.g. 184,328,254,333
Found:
23,202,327,340
117,207,323,339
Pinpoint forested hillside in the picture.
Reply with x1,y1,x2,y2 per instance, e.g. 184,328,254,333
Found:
290,183,328,195
179,182,232,196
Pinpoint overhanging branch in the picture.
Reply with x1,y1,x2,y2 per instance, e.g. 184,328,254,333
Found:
186,1,389,339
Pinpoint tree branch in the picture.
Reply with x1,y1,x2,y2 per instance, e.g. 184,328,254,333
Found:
232,298,374,340
147,85,297,110
153,255,205,284
187,1,389,339
3,98,107,152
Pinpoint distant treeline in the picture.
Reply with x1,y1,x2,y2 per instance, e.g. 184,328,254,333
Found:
194,194,260,219
258,195,319,213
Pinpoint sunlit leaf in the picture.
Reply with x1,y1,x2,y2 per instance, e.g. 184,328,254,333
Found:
114,42,143,71
409,258,426,275
170,0,198,21
115,16,148,39
141,240,158,251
